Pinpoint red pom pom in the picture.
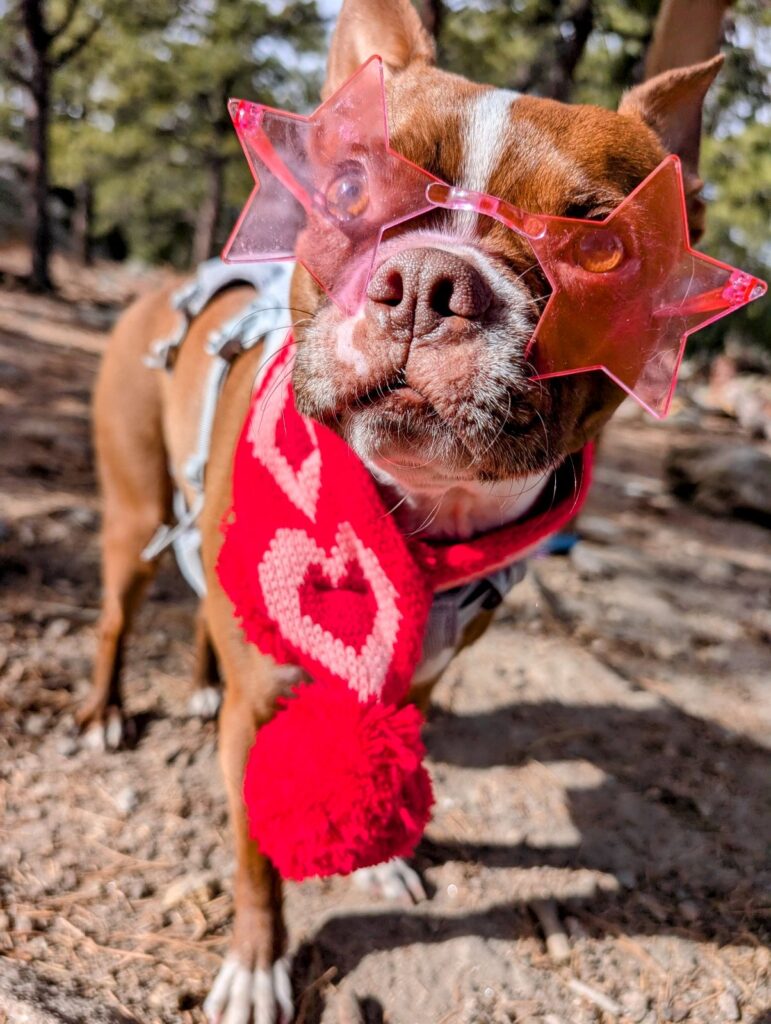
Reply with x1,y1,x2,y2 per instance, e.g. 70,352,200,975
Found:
243,685,434,880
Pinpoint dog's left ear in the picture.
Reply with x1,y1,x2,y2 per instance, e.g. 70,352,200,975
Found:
323,0,435,100
618,54,723,240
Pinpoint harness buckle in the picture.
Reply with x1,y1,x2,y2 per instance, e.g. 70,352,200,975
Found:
143,320,188,371
206,327,245,363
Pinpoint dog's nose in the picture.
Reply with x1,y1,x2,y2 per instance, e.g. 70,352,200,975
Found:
367,247,492,338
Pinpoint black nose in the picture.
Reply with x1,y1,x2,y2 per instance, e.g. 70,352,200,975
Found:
367,247,492,338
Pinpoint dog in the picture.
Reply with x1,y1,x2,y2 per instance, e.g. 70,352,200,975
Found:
80,0,725,1019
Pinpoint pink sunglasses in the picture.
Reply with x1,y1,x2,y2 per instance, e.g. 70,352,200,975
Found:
222,56,766,419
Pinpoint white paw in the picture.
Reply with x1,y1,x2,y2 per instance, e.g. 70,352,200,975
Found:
204,953,293,1024
82,708,124,751
188,686,221,720
352,857,426,904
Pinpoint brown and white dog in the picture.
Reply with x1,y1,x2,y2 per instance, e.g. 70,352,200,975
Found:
80,0,725,1019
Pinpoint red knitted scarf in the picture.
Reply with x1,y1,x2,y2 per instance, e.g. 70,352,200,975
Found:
216,340,593,879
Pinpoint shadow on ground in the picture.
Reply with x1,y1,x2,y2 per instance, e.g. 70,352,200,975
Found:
291,693,769,1021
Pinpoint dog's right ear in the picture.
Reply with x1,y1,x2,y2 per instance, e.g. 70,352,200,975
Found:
618,55,723,241
323,0,435,99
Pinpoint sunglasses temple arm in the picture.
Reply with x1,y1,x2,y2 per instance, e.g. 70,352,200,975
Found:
425,183,546,240
654,273,767,319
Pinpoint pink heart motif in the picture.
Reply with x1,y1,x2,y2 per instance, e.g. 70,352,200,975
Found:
258,522,401,700
248,369,321,522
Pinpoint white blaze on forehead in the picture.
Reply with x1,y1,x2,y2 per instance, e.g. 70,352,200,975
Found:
454,87,520,236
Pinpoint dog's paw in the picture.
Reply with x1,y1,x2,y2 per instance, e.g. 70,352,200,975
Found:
204,953,293,1024
188,685,221,720
79,707,125,752
352,857,426,904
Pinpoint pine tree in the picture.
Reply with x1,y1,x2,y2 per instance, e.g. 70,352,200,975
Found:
1,0,104,289
0,0,326,275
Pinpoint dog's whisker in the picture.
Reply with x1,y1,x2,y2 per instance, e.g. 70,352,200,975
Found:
379,490,411,520
404,495,444,537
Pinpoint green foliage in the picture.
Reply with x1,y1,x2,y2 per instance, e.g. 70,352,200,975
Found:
0,0,326,265
695,1,770,352
437,0,659,99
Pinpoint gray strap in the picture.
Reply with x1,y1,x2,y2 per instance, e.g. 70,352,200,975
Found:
141,491,204,562
420,562,527,664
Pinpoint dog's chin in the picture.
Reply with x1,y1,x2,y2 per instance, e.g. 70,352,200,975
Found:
332,390,554,487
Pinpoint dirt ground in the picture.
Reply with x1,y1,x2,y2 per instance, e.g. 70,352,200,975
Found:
0,265,769,1024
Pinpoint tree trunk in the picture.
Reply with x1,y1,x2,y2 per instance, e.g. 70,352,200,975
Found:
645,0,734,79
29,68,53,291
191,157,224,266
23,0,54,292
543,0,594,102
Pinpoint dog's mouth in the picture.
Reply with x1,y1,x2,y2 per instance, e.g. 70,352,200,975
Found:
291,232,568,481
328,365,547,485
348,368,422,411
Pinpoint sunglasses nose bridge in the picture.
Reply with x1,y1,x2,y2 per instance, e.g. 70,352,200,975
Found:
425,182,547,240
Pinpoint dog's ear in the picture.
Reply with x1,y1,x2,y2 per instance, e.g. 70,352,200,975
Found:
618,55,723,240
323,0,435,99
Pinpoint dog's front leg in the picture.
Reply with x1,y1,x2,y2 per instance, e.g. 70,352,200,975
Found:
204,681,293,1024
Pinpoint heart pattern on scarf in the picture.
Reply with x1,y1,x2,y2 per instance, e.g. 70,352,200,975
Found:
298,560,378,653
248,366,321,521
258,522,401,700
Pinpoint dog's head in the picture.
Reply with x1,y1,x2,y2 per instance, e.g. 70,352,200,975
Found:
290,0,722,492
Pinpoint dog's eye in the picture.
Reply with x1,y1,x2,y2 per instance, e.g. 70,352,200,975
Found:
324,164,369,222
574,227,625,274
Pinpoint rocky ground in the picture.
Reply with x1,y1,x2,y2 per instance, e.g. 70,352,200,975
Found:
0,267,769,1024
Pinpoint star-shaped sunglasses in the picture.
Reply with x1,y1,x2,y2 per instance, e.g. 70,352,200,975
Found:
223,56,766,418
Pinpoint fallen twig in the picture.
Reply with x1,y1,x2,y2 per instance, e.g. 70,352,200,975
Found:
296,965,338,1024
567,978,622,1018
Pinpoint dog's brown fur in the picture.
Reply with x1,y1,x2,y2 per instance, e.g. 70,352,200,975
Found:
84,0,723,1013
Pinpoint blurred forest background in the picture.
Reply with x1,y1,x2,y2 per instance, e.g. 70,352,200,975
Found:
0,0,768,351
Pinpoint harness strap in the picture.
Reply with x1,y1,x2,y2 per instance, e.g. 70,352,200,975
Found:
418,562,526,676
140,261,295,585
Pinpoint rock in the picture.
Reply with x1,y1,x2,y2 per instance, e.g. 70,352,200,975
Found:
148,982,180,1013
701,356,771,439
620,990,649,1022
570,542,614,580
55,736,79,758
623,477,662,499
578,514,623,545
665,444,771,527
68,506,98,530
717,991,740,1021
43,618,69,641
662,1000,689,1022
24,714,47,738
113,786,138,816
162,870,220,910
